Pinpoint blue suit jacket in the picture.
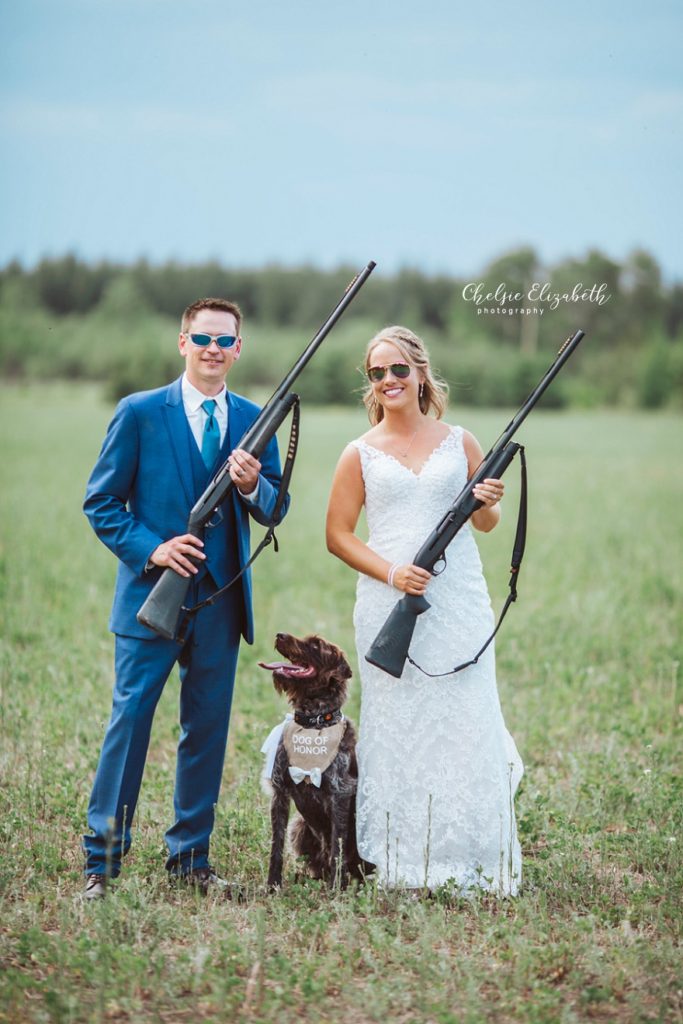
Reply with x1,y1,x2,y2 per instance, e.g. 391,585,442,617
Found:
84,376,289,643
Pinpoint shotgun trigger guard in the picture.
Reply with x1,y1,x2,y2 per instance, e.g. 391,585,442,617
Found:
432,555,447,576
205,507,222,528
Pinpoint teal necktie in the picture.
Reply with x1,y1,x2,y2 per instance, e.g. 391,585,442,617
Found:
201,399,220,469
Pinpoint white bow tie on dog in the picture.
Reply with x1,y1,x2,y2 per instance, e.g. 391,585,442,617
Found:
288,765,322,787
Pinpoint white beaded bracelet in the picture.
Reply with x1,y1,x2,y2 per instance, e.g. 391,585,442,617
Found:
387,562,400,588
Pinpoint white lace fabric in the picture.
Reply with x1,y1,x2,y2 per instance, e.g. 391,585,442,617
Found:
351,425,524,894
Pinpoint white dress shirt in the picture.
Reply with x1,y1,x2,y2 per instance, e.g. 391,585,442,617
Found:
181,373,259,503
181,373,228,450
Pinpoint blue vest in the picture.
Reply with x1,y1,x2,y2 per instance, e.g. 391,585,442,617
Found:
185,416,240,590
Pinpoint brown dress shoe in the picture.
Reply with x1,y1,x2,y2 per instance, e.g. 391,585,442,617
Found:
84,874,107,900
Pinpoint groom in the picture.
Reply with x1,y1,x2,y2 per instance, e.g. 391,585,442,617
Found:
82,297,288,897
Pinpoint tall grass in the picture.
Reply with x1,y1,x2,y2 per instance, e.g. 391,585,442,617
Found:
0,383,681,1023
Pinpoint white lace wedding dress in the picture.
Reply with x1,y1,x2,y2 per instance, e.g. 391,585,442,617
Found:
351,425,524,894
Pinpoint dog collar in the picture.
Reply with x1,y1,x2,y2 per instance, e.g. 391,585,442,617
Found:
293,708,343,729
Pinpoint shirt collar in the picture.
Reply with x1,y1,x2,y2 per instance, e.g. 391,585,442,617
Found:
181,373,228,414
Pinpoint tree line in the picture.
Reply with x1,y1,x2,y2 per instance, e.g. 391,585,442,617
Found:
1,248,681,408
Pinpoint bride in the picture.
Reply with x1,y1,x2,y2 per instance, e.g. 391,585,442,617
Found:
325,325,524,894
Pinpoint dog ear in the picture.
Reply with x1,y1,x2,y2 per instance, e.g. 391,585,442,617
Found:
272,673,288,696
272,677,284,695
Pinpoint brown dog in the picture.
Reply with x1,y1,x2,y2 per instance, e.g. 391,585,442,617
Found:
259,632,370,889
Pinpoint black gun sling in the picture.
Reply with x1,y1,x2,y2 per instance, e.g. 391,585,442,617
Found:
176,396,301,638
407,445,528,678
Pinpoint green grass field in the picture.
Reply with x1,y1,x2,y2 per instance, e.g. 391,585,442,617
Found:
0,383,681,1024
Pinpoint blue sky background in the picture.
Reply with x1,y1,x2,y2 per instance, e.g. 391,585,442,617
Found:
1,0,681,278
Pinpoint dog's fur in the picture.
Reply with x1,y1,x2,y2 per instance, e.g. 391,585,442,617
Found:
261,632,370,889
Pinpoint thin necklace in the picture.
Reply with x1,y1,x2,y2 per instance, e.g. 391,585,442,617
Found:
390,426,419,459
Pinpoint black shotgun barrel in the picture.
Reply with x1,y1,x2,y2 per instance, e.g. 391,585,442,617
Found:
137,261,377,639
365,329,585,678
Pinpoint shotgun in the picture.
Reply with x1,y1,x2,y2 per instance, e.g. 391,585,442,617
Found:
138,260,377,639
365,328,585,678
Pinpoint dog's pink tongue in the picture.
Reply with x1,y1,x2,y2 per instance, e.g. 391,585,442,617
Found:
258,661,316,678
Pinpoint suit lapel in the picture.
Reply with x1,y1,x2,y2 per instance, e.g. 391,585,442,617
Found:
161,376,195,508
162,385,250,508
224,391,250,518
223,391,246,462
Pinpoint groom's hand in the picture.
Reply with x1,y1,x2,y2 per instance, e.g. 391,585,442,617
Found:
150,535,206,577
393,564,431,596
228,448,261,494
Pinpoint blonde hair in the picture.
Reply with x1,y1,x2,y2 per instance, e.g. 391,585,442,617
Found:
362,325,449,425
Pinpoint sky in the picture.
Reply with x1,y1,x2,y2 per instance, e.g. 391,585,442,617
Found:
1,0,681,279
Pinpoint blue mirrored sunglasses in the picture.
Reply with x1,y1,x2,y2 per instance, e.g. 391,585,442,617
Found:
188,333,238,349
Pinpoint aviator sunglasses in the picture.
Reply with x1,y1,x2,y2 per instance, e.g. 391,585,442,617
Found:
185,332,239,349
367,361,412,383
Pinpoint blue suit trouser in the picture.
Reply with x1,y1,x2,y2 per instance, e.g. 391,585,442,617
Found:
83,582,241,876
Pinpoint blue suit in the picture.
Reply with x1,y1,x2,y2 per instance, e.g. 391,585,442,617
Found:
83,376,288,875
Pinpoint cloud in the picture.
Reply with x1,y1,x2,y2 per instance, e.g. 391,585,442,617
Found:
0,98,238,139
630,89,683,121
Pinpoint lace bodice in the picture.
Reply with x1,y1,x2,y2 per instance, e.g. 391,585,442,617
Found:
352,426,494,671
350,424,523,894
355,426,467,547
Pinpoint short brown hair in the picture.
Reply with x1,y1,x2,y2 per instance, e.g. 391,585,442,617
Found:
181,297,243,334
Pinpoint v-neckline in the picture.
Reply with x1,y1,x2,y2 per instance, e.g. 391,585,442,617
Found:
360,427,454,478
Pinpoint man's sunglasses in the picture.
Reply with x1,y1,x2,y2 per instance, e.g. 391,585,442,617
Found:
367,362,411,383
186,333,239,349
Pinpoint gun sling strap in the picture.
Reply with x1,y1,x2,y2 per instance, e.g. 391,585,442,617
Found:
407,445,528,678
176,396,301,639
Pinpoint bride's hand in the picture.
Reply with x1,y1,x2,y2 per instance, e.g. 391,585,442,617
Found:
392,564,432,595
472,477,504,508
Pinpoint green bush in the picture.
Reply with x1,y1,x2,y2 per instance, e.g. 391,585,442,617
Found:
638,338,683,409
441,343,570,409
0,272,681,410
